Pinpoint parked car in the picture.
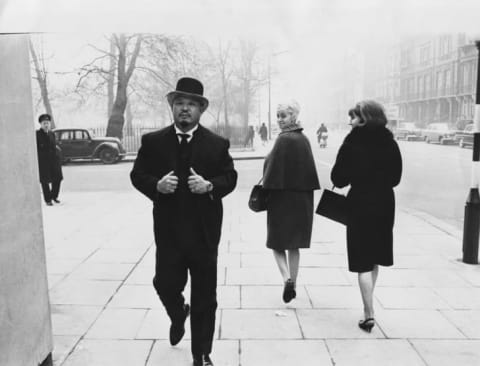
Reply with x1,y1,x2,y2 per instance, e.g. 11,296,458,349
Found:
394,122,422,141
421,123,457,144
53,128,126,164
455,123,474,148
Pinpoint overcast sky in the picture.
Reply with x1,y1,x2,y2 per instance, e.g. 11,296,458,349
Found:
2,0,480,127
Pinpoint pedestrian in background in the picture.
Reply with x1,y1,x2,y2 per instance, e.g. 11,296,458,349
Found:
331,100,402,333
259,123,268,145
130,77,237,366
36,113,63,206
244,125,255,148
262,100,320,303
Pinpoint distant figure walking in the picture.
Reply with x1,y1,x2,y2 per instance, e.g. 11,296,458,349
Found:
36,113,63,206
244,125,255,148
316,123,328,148
259,123,268,145
331,100,402,333
262,100,320,303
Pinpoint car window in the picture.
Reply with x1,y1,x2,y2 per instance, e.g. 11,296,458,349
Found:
74,130,87,140
59,131,72,140
82,131,89,139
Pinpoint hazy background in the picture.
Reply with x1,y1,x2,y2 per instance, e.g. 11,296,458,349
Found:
1,0,480,130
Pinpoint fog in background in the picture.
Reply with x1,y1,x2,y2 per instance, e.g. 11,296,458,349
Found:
1,0,479,130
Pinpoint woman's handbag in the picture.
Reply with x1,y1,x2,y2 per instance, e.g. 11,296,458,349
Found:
248,178,268,212
315,186,348,225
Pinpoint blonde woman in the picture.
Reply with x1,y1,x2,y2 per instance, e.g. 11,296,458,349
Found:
262,100,320,303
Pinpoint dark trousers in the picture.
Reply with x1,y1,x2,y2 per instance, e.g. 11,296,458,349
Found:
153,240,218,356
41,181,61,203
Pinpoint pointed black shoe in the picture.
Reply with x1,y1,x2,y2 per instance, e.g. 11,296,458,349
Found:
358,318,375,333
169,304,190,346
282,279,295,303
53,198,60,203
193,354,213,366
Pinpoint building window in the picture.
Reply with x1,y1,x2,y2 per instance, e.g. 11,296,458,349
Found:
439,35,451,57
420,44,430,63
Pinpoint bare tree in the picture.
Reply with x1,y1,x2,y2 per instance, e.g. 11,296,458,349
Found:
105,34,143,138
107,35,116,118
235,40,265,130
29,36,55,128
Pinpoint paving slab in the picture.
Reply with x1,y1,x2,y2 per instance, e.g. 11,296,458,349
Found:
52,335,81,366
434,287,480,309
84,308,148,339
327,339,425,366
440,310,480,338
411,340,480,366
297,309,385,339
69,262,135,281
220,309,302,339
108,284,162,309
375,287,451,309
306,286,378,309
240,340,332,366
146,340,239,366
241,285,312,309
376,309,466,338
51,304,103,335
62,339,152,366
50,279,121,305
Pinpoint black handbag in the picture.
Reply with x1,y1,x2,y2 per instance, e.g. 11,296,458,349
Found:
248,178,268,212
315,187,348,225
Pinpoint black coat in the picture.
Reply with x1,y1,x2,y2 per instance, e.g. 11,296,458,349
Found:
130,124,237,250
331,126,402,272
263,128,320,249
36,129,63,183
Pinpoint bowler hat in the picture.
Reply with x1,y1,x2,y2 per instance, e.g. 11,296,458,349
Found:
166,77,209,112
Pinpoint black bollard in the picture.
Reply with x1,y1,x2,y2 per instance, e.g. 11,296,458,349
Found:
462,40,480,264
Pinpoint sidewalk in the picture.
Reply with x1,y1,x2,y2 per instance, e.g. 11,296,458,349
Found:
43,189,480,366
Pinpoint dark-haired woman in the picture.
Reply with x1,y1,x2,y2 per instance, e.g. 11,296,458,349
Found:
331,100,402,332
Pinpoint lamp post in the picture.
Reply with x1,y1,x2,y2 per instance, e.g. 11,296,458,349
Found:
267,50,289,140
462,40,480,264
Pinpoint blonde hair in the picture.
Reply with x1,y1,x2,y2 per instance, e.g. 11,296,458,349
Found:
277,100,300,122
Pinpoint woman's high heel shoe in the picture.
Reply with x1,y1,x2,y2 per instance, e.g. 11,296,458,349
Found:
358,318,375,333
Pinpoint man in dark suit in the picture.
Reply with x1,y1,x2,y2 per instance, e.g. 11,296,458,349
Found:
130,77,237,366
36,113,63,206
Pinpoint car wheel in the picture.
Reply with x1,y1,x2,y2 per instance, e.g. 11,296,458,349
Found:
440,137,445,145
426,137,430,143
99,148,118,164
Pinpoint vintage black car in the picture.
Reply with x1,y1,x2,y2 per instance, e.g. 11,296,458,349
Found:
53,128,126,164
421,123,457,144
455,123,474,148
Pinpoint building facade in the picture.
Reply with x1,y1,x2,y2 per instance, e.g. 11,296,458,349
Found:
364,34,478,129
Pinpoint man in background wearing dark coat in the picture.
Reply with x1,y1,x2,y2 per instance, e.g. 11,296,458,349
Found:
130,77,237,366
36,113,63,206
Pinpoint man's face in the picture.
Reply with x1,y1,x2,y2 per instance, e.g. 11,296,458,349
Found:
40,120,51,131
172,96,202,130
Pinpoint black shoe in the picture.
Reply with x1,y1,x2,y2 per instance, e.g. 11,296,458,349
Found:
169,304,190,346
282,279,295,303
193,354,213,366
53,198,60,203
358,318,375,333
46,201,53,206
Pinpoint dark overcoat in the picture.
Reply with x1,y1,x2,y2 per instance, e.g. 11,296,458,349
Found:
331,125,402,272
36,129,63,183
130,124,237,250
263,128,320,249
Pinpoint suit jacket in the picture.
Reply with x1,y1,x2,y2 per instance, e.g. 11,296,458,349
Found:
130,124,237,249
36,129,63,183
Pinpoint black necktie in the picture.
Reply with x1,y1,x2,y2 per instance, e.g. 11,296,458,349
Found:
178,133,189,147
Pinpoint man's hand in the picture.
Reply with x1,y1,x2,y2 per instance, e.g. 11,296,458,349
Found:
188,168,212,194
156,171,179,194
